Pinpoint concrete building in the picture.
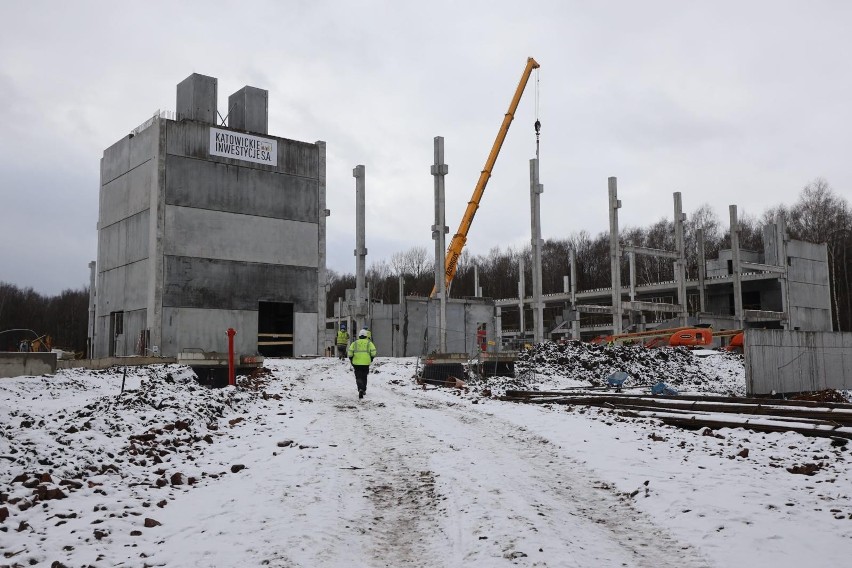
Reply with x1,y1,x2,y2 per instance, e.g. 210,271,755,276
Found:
497,181,832,343
91,73,327,359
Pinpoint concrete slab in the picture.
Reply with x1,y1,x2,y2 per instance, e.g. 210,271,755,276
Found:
0,352,57,378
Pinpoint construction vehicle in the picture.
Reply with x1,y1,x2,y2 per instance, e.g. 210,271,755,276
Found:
590,327,714,348
431,57,540,297
721,331,744,353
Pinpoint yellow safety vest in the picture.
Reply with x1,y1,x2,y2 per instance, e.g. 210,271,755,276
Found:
347,338,376,365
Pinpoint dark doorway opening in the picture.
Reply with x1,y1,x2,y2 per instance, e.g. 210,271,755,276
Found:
258,302,293,357
109,311,124,357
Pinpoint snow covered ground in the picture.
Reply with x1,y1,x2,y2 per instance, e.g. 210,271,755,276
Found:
1,354,850,567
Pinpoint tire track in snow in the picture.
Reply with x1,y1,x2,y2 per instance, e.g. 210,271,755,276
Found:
213,359,711,567
360,372,713,567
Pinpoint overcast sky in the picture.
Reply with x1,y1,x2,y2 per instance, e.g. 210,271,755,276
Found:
1,1,850,295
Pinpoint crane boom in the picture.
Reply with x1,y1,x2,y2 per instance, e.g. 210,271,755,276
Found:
433,57,540,297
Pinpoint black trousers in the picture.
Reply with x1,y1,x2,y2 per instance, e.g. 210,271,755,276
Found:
353,365,370,392
337,344,347,359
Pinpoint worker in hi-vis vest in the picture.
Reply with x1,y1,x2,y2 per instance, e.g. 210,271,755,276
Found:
347,328,377,399
335,323,349,360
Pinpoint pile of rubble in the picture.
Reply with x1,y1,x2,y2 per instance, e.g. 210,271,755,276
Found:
0,365,274,544
493,340,746,396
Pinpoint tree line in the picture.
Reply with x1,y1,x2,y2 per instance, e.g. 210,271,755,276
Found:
0,284,89,354
329,178,852,332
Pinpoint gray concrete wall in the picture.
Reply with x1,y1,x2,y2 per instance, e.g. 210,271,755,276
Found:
164,205,318,266
164,155,318,221
165,120,318,177
401,298,495,356
95,120,161,359
161,307,257,355
362,304,399,357
98,210,150,271
58,356,177,371
338,299,495,357
0,352,57,378
93,308,148,358
706,249,761,277
162,257,317,312
294,312,318,356
745,329,852,395
786,240,832,331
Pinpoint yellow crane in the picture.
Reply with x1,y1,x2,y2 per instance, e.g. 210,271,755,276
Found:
432,57,540,297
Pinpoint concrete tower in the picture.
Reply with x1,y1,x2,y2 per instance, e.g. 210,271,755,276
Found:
93,73,327,358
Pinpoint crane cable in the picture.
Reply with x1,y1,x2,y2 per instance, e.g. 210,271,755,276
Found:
534,67,541,161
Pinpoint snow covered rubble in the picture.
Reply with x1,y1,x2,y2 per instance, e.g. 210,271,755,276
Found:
0,365,279,566
476,341,748,397
0,355,850,567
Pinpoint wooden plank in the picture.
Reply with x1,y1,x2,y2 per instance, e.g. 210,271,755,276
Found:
659,416,852,440
503,390,852,409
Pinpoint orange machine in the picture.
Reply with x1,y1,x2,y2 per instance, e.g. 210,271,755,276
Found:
593,327,714,348
725,332,744,352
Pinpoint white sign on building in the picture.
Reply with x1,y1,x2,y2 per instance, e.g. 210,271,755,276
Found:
209,127,277,166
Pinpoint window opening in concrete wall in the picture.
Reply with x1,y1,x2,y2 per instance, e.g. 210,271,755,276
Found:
743,291,761,311
258,301,293,357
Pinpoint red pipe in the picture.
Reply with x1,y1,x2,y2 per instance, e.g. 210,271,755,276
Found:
227,328,236,386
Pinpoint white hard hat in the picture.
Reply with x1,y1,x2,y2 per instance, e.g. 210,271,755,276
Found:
358,330,367,338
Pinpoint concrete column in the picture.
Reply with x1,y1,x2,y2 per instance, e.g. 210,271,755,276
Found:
570,247,580,340
629,251,637,302
518,256,526,339
398,275,405,356
474,265,480,298
529,159,545,343
87,260,96,359
353,165,367,330
431,137,449,353
674,192,688,326
366,281,372,326
316,141,328,355
777,218,790,329
608,177,623,334
495,306,503,351
147,118,167,356
730,205,744,329
697,228,707,314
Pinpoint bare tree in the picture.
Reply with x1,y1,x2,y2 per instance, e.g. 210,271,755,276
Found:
390,246,433,280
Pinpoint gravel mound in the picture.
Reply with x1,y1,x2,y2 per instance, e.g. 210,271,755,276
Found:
492,340,746,396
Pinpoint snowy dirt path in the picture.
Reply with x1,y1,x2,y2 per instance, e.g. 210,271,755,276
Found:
143,358,709,567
